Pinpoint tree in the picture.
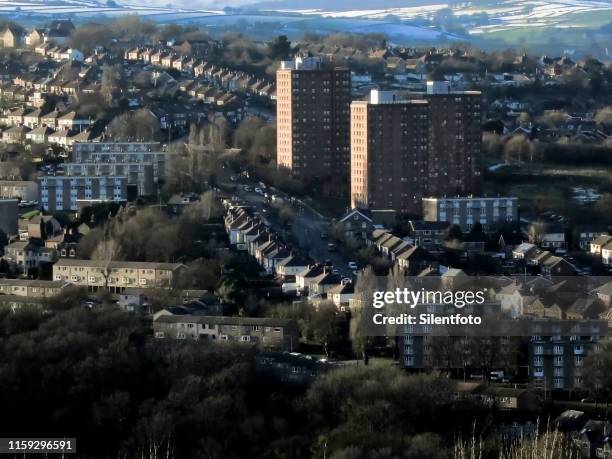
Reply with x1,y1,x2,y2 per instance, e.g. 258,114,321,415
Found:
503,134,535,163
305,302,340,357
445,224,463,242
101,64,126,106
583,338,612,403
267,35,292,60
351,266,381,364
595,106,612,126
106,109,160,141
92,229,120,290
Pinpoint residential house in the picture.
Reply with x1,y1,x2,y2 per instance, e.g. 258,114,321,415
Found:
3,125,30,143
540,255,576,278
601,242,612,266
566,297,606,320
329,280,355,309
276,254,311,278
407,220,450,249
25,125,53,144
512,242,538,261
2,241,56,272
23,108,43,128
255,351,332,386
26,29,45,46
592,282,612,306
1,27,21,48
573,225,608,250
338,208,375,240
0,295,46,312
530,222,567,251
57,111,90,130
0,278,70,298
153,314,299,351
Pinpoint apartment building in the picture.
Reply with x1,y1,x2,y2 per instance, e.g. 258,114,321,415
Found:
0,180,39,201
424,81,483,197
0,279,70,298
350,84,483,214
72,142,169,182
63,162,155,196
276,56,351,196
528,319,606,390
351,91,429,213
53,259,184,292
0,198,18,236
153,313,299,351
399,302,519,371
422,196,519,231
39,175,128,211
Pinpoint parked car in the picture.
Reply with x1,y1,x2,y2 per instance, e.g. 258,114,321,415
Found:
348,261,358,270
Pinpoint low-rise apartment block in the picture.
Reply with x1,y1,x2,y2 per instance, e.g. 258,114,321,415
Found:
53,259,184,292
422,196,519,231
0,278,71,297
72,142,170,182
39,175,128,212
63,162,155,196
528,319,606,390
153,313,299,351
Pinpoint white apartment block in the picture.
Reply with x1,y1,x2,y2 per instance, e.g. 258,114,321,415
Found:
39,175,128,212
423,196,519,231
72,142,170,182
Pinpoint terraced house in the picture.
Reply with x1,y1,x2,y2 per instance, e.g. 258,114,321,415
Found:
153,313,299,351
0,279,71,298
53,259,185,292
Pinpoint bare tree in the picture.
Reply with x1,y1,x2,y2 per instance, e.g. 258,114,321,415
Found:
92,222,121,290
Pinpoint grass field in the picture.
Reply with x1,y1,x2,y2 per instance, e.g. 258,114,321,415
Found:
485,162,612,218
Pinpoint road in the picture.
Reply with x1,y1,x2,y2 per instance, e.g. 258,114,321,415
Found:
220,174,354,279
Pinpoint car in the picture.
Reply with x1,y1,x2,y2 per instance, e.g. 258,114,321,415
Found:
327,243,337,252
254,187,263,194
581,398,595,404
324,259,332,267
348,261,358,270
352,270,359,276
332,269,340,275
243,186,251,192
320,231,328,239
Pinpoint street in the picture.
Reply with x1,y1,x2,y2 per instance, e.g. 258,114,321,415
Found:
220,173,354,279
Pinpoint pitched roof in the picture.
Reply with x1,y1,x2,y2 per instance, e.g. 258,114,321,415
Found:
154,314,295,328
54,259,184,271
